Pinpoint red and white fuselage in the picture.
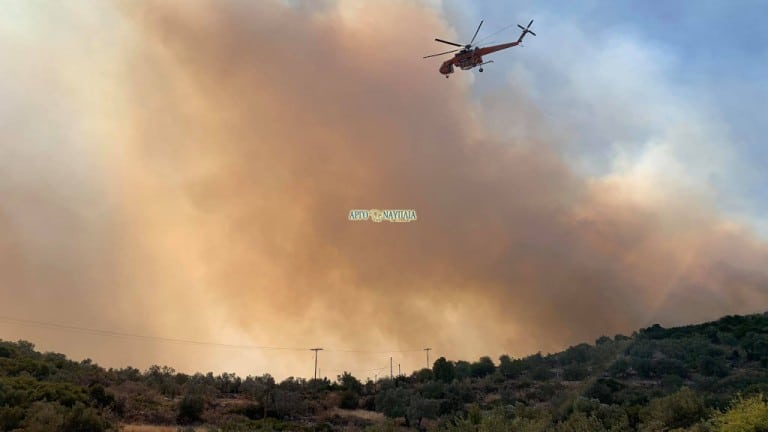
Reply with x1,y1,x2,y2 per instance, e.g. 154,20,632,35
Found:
439,41,520,75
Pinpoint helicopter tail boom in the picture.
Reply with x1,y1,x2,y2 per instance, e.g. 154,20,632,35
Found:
477,41,519,56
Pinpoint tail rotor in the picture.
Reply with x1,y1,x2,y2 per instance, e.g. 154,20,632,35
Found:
517,19,536,41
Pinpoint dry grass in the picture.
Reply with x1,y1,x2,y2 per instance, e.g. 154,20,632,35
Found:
328,408,386,422
120,425,206,432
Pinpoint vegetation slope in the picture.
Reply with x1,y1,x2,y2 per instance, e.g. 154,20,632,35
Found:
4,313,768,431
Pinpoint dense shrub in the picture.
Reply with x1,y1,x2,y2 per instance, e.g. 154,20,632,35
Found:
177,394,205,424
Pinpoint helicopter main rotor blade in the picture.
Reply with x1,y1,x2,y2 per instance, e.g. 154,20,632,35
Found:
423,49,459,59
435,38,463,48
469,20,484,45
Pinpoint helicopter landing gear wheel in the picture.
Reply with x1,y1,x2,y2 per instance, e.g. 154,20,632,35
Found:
479,68,483,72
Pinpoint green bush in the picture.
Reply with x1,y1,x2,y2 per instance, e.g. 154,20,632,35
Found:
178,394,205,424
639,387,708,431
712,393,768,431
21,402,65,432
61,402,109,432
0,406,25,431
339,390,359,410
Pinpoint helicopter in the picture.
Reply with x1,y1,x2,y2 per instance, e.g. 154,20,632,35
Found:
424,19,536,77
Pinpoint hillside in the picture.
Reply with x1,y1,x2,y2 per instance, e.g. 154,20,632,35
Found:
3,313,768,431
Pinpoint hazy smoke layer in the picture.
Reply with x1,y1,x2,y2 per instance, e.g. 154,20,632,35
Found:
1,0,767,378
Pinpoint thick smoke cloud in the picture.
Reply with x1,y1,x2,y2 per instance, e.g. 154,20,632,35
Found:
1,0,767,378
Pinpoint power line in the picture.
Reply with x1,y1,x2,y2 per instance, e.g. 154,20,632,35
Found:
0,315,428,355
0,315,308,351
324,347,426,354
326,365,387,374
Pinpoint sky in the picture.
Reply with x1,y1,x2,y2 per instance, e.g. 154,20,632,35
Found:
449,0,768,232
0,0,767,381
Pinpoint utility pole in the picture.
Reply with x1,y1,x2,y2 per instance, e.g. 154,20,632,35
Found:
424,347,432,369
398,363,401,376
311,348,323,380
390,357,393,379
